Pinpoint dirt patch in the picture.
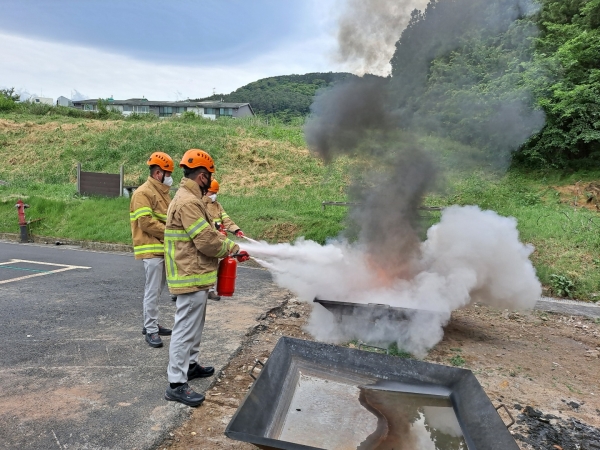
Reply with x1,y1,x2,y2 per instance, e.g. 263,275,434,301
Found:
260,222,302,243
0,385,103,422
555,182,600,211
431,308,600,424
160,302,600,450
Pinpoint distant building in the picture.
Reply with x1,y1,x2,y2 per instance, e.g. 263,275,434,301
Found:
71,98,254,119
28,96,53,105
56,96,73,107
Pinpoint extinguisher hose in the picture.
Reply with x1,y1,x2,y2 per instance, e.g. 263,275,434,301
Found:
226,230,259,244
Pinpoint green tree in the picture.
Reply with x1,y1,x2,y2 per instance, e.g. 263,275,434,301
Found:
520,0,600,167
0,87,19,111
0,87,20,101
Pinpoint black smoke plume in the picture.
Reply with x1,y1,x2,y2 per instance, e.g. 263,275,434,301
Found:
305,0,545,272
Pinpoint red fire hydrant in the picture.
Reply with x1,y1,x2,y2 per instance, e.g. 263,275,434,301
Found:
15,199,30,243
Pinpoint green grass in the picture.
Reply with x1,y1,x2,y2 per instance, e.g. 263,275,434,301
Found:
344,340,413,358
2,108,600,301
388,342,412,358
0,110,348,244
450,355,466,367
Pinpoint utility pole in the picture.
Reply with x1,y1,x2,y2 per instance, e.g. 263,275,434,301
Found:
212,88,216,96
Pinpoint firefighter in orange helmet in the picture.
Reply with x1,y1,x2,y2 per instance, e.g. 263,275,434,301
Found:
204,178,244,301
130,151,174,348
163,149,249,407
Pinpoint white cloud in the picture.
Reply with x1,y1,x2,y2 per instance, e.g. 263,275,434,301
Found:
0,30,340,102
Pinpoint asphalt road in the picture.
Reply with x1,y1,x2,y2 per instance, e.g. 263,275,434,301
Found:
0,240,287,450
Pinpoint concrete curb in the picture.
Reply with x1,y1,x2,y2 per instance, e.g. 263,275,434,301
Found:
535,296,600,319
0,232,133,253
0,233,253,261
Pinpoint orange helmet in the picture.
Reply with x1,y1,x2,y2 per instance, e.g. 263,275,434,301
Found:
209,179,220,193
180,149,215,173
146,152,174,171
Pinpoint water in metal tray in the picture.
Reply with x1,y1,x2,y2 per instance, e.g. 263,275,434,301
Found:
276,374,468,450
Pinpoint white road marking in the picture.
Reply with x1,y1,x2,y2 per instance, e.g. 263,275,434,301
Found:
0,259,91,285
51,430,63,450
0,366,137,373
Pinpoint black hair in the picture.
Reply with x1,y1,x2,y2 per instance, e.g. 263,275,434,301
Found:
183,166,208,180
149,164,162,175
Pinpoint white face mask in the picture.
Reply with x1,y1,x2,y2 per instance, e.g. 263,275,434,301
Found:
208,194,217,202
163,176,173,187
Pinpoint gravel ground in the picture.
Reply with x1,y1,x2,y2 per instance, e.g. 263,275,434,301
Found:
159,300,600,450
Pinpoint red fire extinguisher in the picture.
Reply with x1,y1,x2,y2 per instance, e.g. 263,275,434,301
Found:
217,255,237,297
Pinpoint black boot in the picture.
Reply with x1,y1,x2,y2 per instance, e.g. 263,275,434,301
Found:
208,291,221,301
145,332,163,348
187,363,215,380
142,324,172,336
164,383,205,407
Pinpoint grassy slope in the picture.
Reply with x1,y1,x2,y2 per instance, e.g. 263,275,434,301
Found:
0,113,348,244
1,111,599,301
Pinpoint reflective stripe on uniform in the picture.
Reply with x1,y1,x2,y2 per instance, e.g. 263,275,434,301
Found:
130,207,153,221
130,208,167,223
216,238,235,258
221,213,230,220
165,235,179,279
184,217,209,239
133,243,164,255
164,229,189,240
152,211,167,222
164,233,217,287
166,271,217,287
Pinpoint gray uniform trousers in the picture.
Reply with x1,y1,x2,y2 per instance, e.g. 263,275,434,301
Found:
143,257,166,335
167,289,208,383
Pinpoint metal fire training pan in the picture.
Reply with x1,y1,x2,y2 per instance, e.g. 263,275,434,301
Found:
313,297,444,324
225,337,519,450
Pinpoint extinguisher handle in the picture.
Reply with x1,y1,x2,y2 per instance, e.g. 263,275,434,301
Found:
232,251,250,262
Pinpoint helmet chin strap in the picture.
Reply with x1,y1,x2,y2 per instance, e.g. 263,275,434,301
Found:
199,173,210,195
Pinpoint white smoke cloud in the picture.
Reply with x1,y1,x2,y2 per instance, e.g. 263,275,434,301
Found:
241,205,540,357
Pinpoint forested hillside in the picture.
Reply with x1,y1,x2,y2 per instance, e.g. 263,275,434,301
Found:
388,0,600,168
195,73,359,122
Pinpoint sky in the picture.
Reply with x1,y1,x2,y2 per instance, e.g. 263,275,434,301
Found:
0,0,345,101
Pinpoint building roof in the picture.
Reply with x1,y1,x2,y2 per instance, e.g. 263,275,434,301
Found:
72,98,251,109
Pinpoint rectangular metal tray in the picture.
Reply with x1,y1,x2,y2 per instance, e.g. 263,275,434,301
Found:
225,337,518,450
